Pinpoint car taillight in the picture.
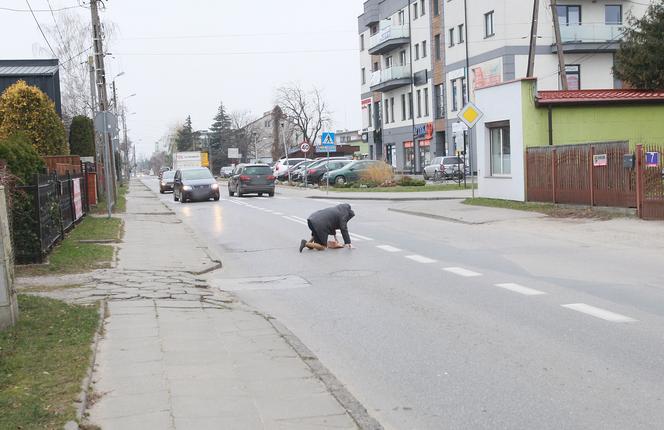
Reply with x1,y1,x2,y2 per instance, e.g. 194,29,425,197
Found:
307,169,315,174
267,175,276,181
239,175,251,182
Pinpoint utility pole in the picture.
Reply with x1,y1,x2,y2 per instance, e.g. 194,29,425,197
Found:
550,0,568,90
527,0,540,77
87,55,104,199
463,0,475,198
121,108,129,181
407,0,417,174
111,81,121,186
90,0,114,217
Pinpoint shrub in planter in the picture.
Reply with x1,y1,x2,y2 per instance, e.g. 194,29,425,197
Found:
361,163,394,186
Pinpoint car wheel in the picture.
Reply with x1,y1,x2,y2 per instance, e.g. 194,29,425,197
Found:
237,185,243,197
258,192,263,197
228,186,235,197
335,176,346,185
173,192,179,202
160,188,164,194
433,171,442,182
268,191,275,197
422,172,429,180
214,195,220,201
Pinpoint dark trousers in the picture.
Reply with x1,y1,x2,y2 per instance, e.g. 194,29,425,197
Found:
307,219,326,245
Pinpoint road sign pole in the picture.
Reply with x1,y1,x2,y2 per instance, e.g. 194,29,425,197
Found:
326,150,330,195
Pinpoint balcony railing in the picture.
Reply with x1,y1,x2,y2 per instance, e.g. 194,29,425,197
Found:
370,66,411,92
368,24,410,55
560,23,625,43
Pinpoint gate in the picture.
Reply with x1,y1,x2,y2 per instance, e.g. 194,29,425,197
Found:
526,141,635,208
637,144,664,220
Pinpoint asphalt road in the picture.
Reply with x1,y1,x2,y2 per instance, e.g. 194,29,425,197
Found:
145,177,664,430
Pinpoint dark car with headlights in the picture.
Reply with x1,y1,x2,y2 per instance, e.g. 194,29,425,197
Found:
173,167,220,203
228,164,275,197
159,170,176,193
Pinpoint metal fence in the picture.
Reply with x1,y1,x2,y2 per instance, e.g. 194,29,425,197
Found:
526,141,636,208
13,172,89,263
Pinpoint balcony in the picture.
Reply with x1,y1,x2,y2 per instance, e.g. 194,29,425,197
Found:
553,23,625,53
368,24,410,55
370,66,411,92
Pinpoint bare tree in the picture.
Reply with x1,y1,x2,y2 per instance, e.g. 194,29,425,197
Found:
276,84,331,155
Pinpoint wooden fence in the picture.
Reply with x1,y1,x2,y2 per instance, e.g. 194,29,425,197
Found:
637,144,664,220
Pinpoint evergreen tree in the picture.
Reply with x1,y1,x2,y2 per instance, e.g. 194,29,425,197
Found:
208,103,232,171
69,115,95,157
614,3,664,89
175,115,195,151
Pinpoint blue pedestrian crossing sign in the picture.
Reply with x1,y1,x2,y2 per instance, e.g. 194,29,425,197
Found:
321,132,336,147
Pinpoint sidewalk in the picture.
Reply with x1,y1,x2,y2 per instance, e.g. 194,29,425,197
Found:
33,180,368,430
388,199,545,224
274,183,473,201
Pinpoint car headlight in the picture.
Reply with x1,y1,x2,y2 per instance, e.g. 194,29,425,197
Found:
211,183,219,190
182,185,192,191
161,181,166,186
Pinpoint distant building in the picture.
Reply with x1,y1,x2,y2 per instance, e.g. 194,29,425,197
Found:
241,109,300,163
0,59,62,116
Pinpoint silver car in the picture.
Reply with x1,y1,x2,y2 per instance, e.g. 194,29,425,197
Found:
423,156,465,180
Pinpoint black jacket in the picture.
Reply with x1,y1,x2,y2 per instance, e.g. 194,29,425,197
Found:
307,204,355,245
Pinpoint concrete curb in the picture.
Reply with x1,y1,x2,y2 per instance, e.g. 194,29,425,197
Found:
387,207,483,225
67,300,108,430
265,316,383,430
309,195,467,202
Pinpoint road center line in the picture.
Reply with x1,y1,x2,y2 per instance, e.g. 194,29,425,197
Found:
494,283,547,296
273,212,283,216
282,216,307,226
561,303,637,323
291,216,307,222
376,245,402,253
405,255,437,264
443,267,482,277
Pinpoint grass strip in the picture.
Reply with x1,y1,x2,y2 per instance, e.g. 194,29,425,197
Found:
0,295,99,430
329,183,476,193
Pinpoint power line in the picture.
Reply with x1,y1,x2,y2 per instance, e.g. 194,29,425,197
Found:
24,0,58,59
112,48,358,57
46,0,68,54
0,4,84,12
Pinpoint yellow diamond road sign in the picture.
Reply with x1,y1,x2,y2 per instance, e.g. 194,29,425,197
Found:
458,102,484,129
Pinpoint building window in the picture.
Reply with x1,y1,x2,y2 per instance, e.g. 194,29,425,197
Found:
361,68,366,85
489,124,511,176
375,101,381,126
605,5,622,25
557,5,581,26
390,97,395,123
415,43,420,60
434,34,441,60
398,10,405,25
408,92,414,119
401,94,406,120
385,56,393,68
416,90,422,118
458,24,464,43
360,34,365,51
435,84,445,118
485,11,495,37
413,2,418,19
368,104,372,128
399,50,407,66
370,24,378,35
373,61,379,72
420,0,425,16
449,28,455,46
422,40,427,58
384,99,390,124
451,79,458,111
424,88,429,116
433,0,439,16
565,64,581,90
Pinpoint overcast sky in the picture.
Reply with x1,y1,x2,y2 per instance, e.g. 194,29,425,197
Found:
1,0,364,158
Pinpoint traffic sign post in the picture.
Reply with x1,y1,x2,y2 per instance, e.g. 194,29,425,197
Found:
320,132,336,194
457,102,484,198
300,142,311,187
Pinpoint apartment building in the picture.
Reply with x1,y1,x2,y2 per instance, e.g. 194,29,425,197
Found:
242,109,301,163
358,0,446,173
443,0,649,156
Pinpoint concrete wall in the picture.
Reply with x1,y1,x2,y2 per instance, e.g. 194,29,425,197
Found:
475,80,526,201
0,187,18,330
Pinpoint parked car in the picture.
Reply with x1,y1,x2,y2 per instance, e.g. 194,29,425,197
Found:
322,160,388,185
158,166,170,180
228,164,276,197
219,166,234,178
159,170,176,194
424,156,465,180
273,158,309,180
173,167,220,203
291,160,320,182
307,159,353,184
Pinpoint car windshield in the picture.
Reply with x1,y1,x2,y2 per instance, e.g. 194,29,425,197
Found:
162,171,175,180
443,157,463,165
182,169,213,180
244,166,272,175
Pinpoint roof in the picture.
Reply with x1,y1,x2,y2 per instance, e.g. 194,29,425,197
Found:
0,59,59,77
536,89,664,106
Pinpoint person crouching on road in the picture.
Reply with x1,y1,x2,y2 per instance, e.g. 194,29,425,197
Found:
300,204,355,252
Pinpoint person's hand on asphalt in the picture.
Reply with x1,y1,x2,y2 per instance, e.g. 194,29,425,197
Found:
346,244,353,249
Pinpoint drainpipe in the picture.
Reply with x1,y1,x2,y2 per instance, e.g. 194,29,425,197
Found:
547,105,553,146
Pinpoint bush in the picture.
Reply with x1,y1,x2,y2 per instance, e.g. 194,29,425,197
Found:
69,115,95,157
0,133,44,184
360,163,394,187
0,80,67,155
397,176,425,187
